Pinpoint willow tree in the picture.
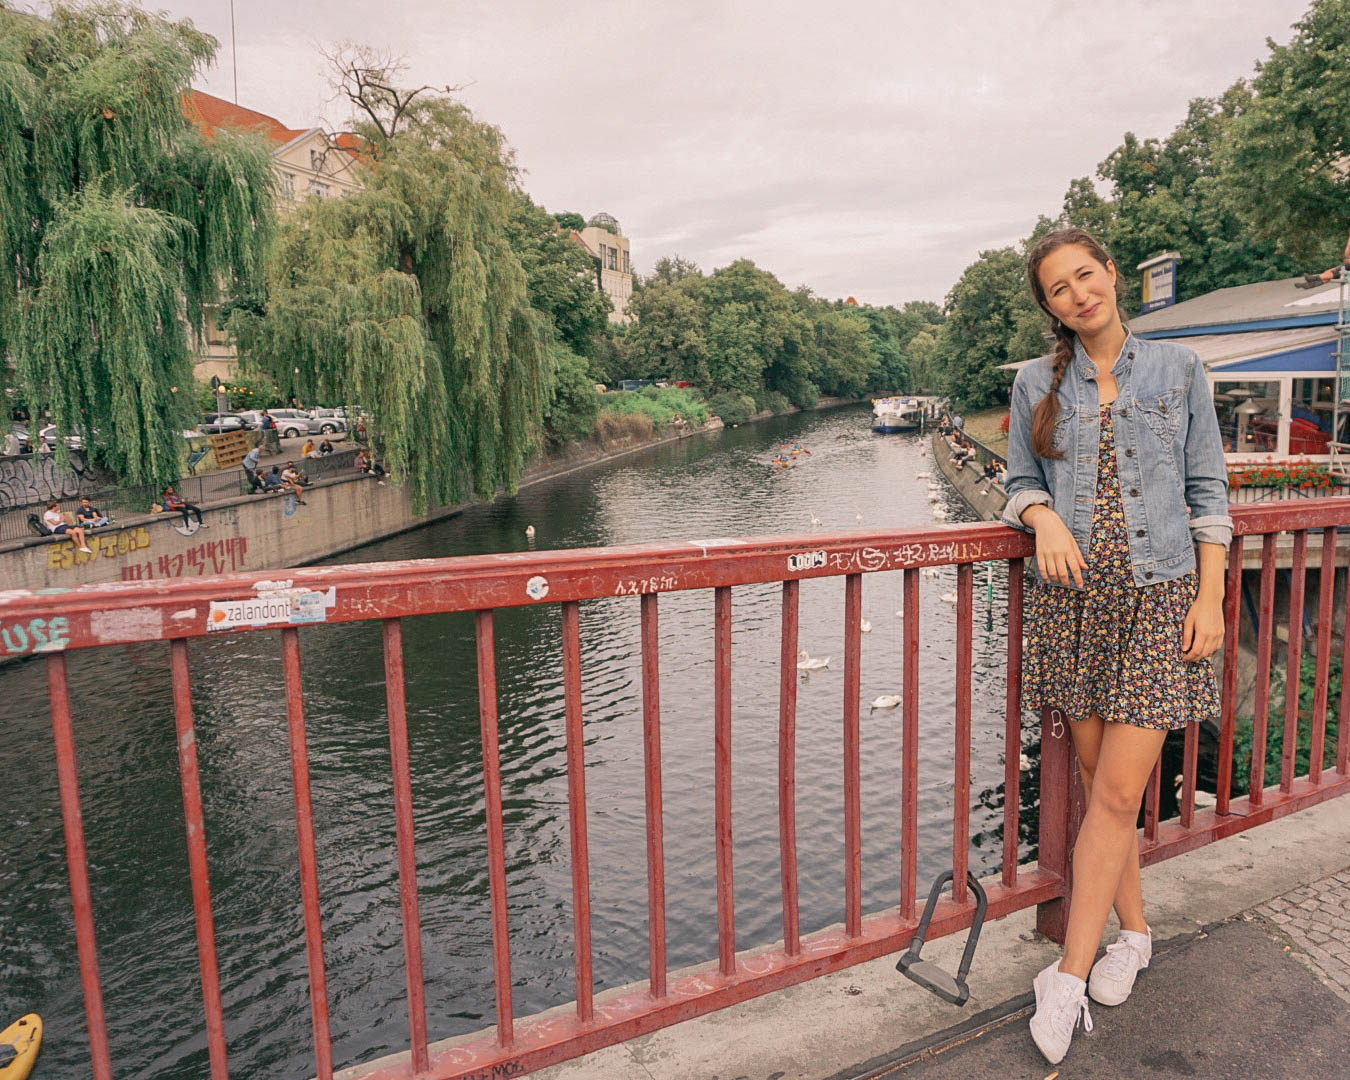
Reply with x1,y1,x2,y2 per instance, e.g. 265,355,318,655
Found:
228,48,549,509
0,2,275,487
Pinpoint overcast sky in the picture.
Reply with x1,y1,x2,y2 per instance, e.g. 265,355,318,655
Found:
165,0,1310,306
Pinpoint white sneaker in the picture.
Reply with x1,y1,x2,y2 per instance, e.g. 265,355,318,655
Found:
1088,928,1151,1006
1029,960,1093,1065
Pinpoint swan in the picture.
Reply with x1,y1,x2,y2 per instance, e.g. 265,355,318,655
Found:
808,513,823,528
524,525,535,540
869,695,902,711
855,510,864,524
940,591,958,604
921,566,941,578
796,649,831,671
1019,752,1032,772
859,618,872,633
1173,774,1217,809
932,508,948,520
915,472,931,479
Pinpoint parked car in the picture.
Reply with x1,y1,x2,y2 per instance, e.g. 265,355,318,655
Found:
10,424,84,451
196,413,252,435
234,408,340,437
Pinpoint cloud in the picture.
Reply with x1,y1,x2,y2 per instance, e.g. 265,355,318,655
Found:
172,0,1311,304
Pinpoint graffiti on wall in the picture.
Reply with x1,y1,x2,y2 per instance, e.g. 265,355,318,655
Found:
120,536,249,581
0,451,104,509
48,527,152,571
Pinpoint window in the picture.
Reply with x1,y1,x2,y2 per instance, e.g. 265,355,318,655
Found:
310,148,323,172
1291,376,1336,451
622,249,631,274
280,172,295,199
1213,380,1281,454
307,180,329,198
606,247,618,271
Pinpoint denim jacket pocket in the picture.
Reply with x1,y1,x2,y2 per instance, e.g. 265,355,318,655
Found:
1051,404,1077,455
1137,388,1186,447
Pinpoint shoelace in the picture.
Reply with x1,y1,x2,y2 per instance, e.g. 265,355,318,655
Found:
1049,985,1094,1039
1099,938,1145,980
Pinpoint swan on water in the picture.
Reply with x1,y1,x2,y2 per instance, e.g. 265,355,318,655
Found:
859,618,872,633
1020,752,1032,772
932,508,948,520
915,472,931,479
797,649,831,671
921,566,941,578
808,513,823,528
855,510,864,524
940,591,958,604
869,695,902,711
524,525,535,539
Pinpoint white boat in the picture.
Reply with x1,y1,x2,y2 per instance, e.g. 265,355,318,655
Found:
871,396,923,433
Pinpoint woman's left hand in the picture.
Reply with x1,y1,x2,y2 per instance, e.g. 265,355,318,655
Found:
1181,597,1224,662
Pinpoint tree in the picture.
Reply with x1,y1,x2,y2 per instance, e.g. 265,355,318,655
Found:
1219,0,1350,261
1,2,275,487
551,211,585,232
507,193,610,358
229,49,549,508
627,278,709,384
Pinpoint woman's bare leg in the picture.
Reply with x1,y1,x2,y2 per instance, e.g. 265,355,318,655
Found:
1068,715,1148,933
1060,721,1167,979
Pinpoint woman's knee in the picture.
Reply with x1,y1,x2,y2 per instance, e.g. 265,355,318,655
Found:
1090,778,1144,821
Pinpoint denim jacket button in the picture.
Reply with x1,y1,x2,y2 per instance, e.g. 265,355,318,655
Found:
1129,488,1140,497
1136,529,1145,538
1145,571,1154,579
1125,448,1135,457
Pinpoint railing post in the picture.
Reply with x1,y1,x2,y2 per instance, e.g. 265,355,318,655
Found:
1035,707,1080,942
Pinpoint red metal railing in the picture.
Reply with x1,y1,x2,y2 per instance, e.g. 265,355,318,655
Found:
9,500,1350,1079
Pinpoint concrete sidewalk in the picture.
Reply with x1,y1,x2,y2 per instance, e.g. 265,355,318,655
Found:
538,796,1350,1080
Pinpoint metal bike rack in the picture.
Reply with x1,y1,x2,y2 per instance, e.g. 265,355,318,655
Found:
895,870,988,1005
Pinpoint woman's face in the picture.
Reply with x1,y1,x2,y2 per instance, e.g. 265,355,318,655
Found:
1037,244,1119,336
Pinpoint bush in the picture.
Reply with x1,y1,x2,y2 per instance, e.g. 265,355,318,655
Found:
602,386,708,429
593,410,654,444
707,390,757,425
1231,651,1341,794
757,390,792,415
545,344,600,446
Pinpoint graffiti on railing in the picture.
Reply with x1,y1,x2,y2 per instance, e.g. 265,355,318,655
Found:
0,452,104,509
0,614,70,657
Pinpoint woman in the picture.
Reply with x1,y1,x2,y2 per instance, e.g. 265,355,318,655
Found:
42,501,92,553
1002,228,1230,1065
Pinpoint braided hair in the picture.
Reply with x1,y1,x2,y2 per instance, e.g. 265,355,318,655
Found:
1025,227,1116,459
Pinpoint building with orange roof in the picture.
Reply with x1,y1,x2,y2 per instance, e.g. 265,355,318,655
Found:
183,90,365,381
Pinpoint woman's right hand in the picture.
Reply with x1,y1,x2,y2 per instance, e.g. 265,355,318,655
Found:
1023,505,1087,588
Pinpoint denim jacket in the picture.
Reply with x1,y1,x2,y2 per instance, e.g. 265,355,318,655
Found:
1001,332,1232,588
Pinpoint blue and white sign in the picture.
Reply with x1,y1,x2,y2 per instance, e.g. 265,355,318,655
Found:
1138,252,1181,314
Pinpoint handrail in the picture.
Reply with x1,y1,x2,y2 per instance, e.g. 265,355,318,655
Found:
14,499,1350,1080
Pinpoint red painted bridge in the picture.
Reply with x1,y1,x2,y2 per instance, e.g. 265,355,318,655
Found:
6,499,1349,1079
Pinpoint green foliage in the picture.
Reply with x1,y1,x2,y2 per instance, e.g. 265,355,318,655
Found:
707,390,757,425
1218,0,1350,261
551,211,585,232
544,343,599,445
1231,651,1341,795
1,1,274,488
507,193,610,357
932,247,1042,408
230,87,547,509
757,390,791,415
600,385,707,429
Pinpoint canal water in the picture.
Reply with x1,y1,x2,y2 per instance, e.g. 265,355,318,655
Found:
2,405,1041,1078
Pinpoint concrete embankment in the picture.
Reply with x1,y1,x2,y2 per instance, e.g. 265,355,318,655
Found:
931,430,1008,521
0,419,731,594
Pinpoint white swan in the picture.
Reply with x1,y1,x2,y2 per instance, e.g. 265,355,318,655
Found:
855,510,864,524
796,648,831,671
921,566,941,578
859,618,872,633
932,508,948,520
808,513,822,528
1019,752,1032,772
869,695,902,711
940,591,958,604
1173,774,1217,809
524,525,535,539
915,472,931,479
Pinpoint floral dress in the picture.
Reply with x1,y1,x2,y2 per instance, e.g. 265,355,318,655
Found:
1023,403,1220,731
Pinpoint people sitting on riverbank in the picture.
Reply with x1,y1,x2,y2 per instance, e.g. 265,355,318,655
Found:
319,439,335,456
354,449,386,483
302,437,319,459
282,461,309,489
161,487,206,529
43,501,92,552
264,465,308,504
76,497,109,528
979,459,1006,492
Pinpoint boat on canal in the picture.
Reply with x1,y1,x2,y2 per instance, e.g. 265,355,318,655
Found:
871,396,923,433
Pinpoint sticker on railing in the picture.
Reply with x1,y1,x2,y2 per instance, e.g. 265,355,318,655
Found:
787,550,827,572
207,585,337,631
525,575,549,601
